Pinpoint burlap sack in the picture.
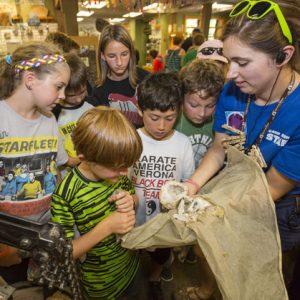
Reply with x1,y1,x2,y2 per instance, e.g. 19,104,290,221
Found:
121,146,288,300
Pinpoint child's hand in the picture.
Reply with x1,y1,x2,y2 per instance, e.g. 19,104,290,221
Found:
108,210,136,234
0,245,22,267
109,190,135,213
183,180,199,196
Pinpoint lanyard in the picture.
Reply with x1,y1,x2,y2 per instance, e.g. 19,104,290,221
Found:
242,72,295,152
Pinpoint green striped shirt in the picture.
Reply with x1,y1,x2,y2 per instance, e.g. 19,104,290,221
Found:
165,49,181,72
51,167,139,299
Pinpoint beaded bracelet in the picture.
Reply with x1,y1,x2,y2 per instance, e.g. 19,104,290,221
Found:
185,179,201,193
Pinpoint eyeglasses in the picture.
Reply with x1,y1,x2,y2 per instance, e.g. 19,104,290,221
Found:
198,47,223,56
229,0,292,44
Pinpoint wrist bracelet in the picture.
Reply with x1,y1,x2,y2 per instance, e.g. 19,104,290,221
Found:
185,179,200,192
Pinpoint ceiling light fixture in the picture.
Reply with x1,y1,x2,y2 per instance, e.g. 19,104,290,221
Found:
77,10,95,17
122,11,142,18
82,1,106,9
143,2,159,11
109,18,125,23
212,2,233,11
143,2,164,13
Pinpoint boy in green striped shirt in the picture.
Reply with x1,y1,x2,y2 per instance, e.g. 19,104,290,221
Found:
51,106,143,299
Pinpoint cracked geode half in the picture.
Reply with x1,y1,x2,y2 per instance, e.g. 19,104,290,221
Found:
160,181,224,222
160,181,189,209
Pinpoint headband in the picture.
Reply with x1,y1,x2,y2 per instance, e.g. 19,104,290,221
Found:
5,55,12,65
14,54,66,74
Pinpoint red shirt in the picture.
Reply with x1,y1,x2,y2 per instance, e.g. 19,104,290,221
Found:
152,55,164,73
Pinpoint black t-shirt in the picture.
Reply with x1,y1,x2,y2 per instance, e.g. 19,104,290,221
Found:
181,36,192,52
89,67,149,128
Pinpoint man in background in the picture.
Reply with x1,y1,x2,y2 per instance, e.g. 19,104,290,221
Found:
181,28,202,52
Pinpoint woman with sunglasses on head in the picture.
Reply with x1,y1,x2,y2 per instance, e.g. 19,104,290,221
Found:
184,0,300,298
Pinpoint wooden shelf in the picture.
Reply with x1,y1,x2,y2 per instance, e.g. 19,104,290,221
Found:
11,16,55,23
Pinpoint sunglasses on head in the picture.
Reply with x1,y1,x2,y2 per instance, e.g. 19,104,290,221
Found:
229,0,292,44
199,47,223,56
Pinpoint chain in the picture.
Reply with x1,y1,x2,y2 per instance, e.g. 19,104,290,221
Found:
33,235,83,300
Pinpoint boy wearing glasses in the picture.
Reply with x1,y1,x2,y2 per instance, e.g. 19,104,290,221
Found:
53,53,94,174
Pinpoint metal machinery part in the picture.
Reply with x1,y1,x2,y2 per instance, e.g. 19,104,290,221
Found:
0,212,83,300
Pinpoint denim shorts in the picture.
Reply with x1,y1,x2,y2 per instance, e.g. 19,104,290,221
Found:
275,195,300,252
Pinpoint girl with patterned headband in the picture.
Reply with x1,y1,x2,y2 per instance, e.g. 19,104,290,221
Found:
0,42,71,285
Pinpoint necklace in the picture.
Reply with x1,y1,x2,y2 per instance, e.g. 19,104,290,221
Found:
222,71,295,168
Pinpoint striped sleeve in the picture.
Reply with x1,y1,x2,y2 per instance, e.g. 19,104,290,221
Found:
51,171,80,239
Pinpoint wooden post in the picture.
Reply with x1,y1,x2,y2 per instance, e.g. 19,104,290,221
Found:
46,0,78,35
200,3,212,39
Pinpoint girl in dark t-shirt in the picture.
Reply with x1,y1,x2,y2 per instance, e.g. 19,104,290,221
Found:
90,25,149,128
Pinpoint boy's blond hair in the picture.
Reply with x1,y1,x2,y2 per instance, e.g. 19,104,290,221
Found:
72,107,142,168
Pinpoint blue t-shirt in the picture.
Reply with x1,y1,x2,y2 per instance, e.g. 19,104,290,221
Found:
214,81,300,194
